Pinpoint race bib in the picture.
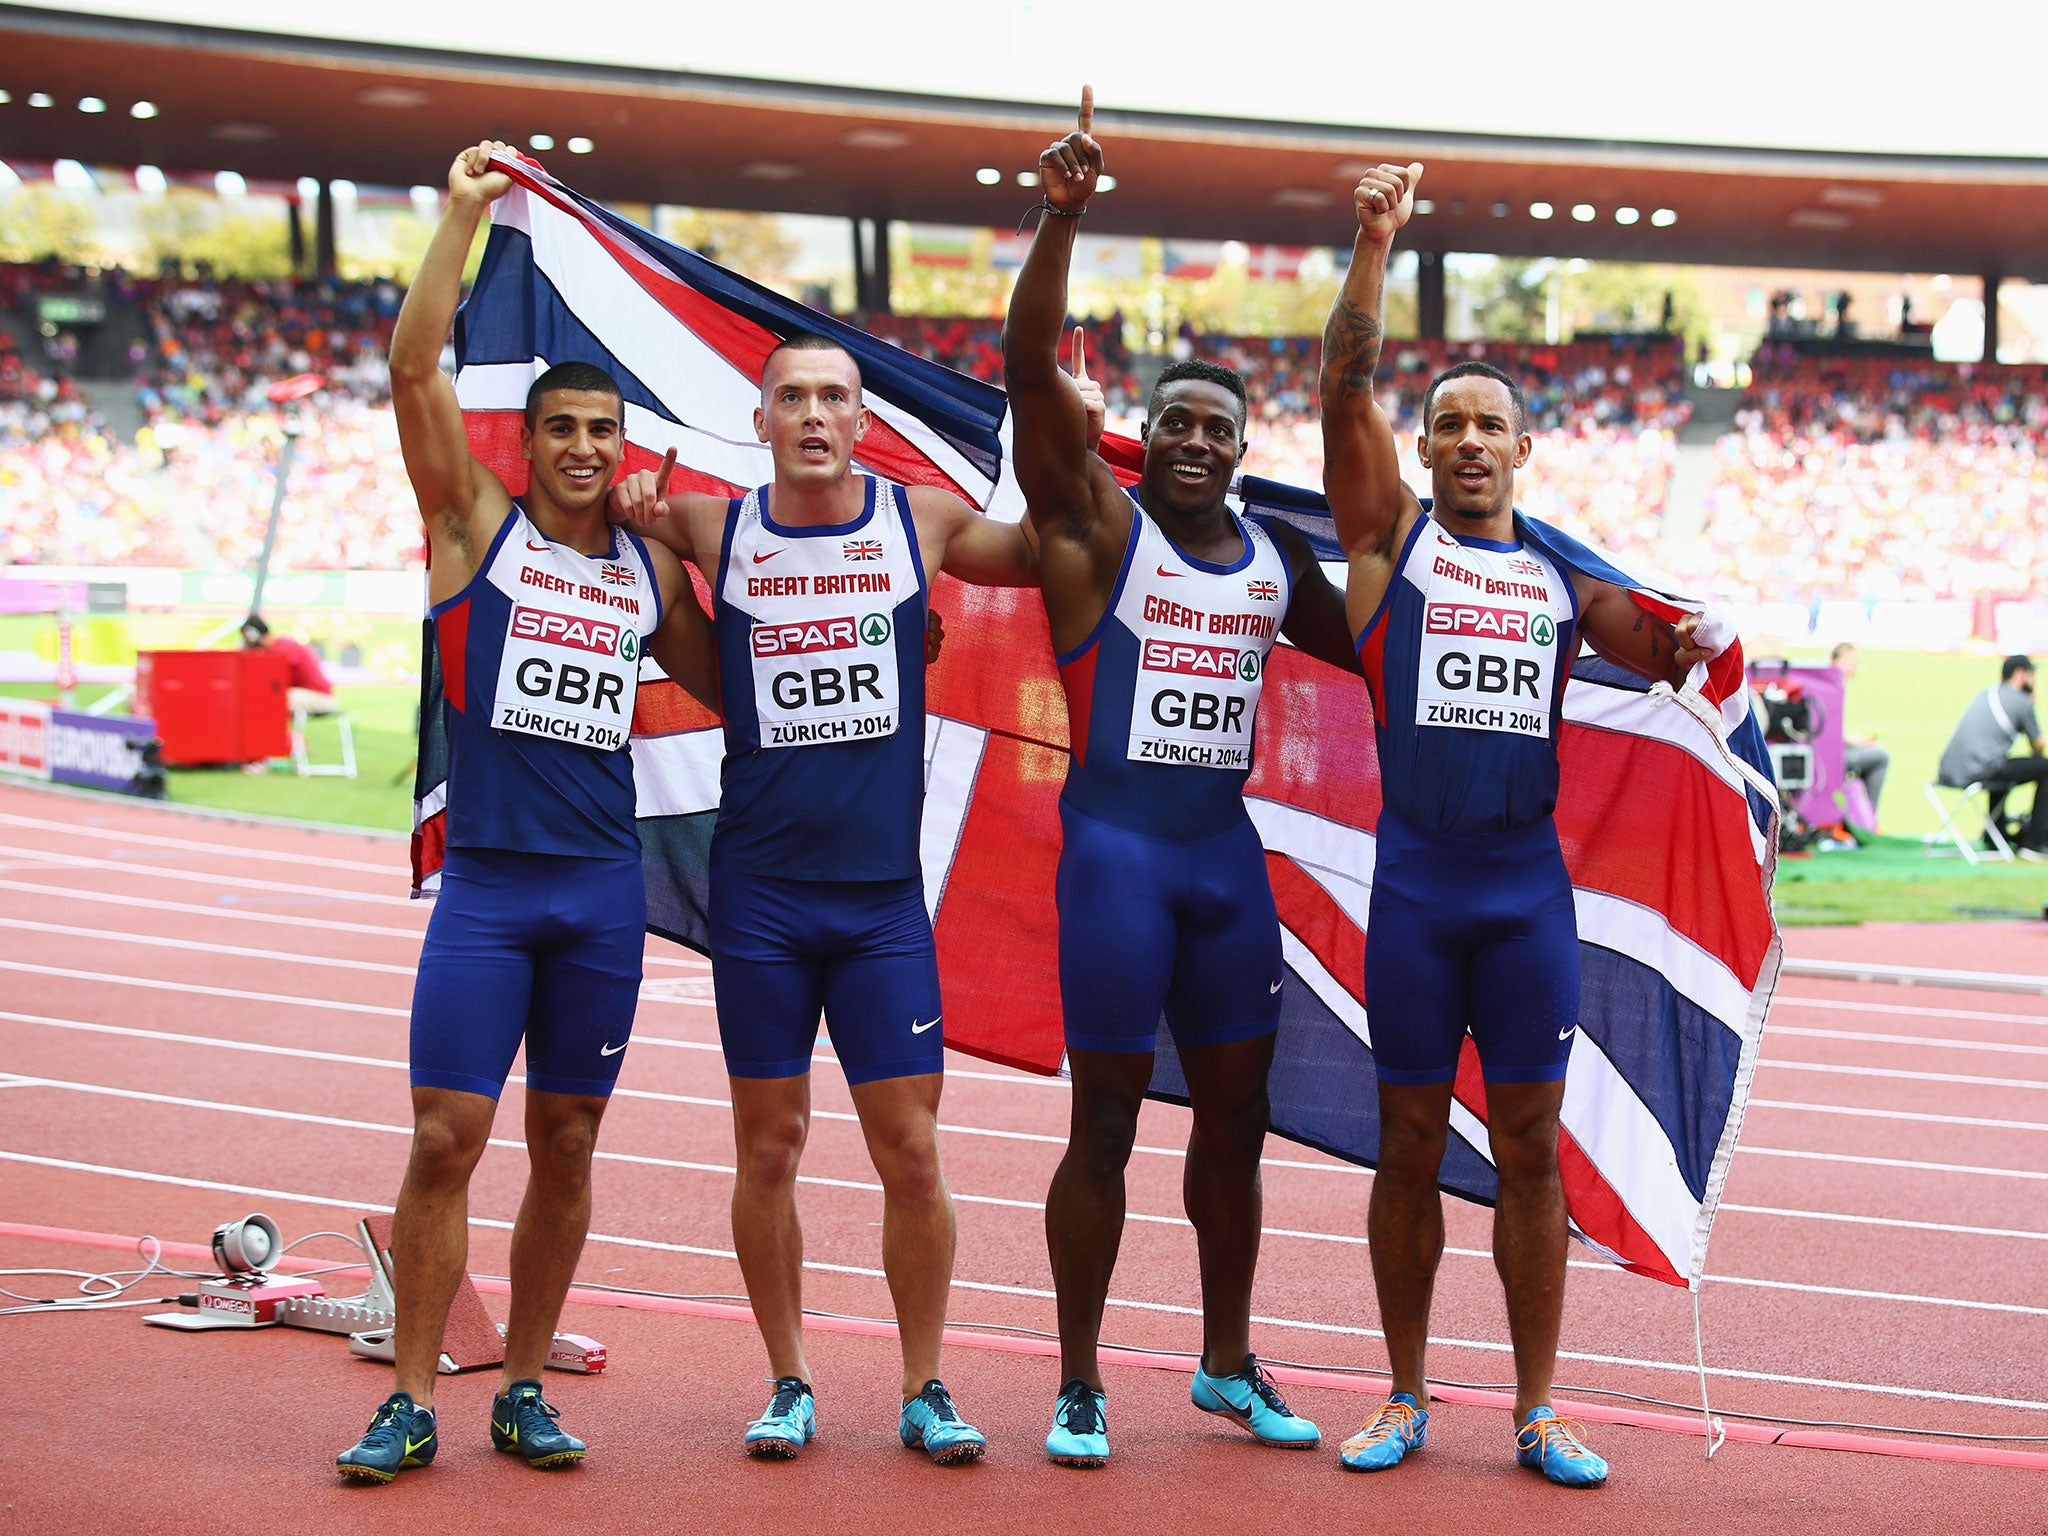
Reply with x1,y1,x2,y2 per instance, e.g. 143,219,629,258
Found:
491,603,641,751
1128,635,1262,768
1414,549,1563,738
749,607,900,749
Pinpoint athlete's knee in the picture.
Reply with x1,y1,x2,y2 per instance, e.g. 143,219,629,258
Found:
1487,1117,1562,1191
1375,1097,1451,1182
526,1110,601,1187
868,1124,945,1205
735,1109,808,1190
1066,1084,1143,1177
1189,1085,1269,1160
408,1113,489,1187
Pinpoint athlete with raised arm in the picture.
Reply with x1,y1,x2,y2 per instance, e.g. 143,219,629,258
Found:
1003,88,1360,1469
337,141,719,1484
607,331,1044,1464
1319,162,1722,1488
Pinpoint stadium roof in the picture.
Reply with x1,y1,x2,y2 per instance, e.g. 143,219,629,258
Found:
6,5,2048,281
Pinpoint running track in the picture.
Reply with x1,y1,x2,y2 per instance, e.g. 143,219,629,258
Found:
0,780,2042,1534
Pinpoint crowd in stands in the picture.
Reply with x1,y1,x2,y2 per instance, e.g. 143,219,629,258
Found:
8,259,2048,604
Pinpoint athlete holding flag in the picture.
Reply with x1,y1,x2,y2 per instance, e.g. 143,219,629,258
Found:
337,141,719,1483
1319,161,1726,1486
607,332,1055,1464
1004,88,1360,1468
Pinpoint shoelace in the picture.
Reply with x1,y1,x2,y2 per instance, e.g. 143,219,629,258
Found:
509,1389,562,1429
1356,1400,1421,1445
916,1382,961,1424
1524,1416,1595,1460
762,1379,808,1421
1240,1358,1295,1417
1055,1381,1104,1436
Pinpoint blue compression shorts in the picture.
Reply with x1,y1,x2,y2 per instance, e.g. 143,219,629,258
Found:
1056,802,1284,1055
708,867,943,1085
410,845,646,1099
1363,810,1581,1086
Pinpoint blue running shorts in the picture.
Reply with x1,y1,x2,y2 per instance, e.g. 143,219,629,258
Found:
410,846,647,1099
1055,802,1284,1055
1364,810,1581,1086
708,867,944,1085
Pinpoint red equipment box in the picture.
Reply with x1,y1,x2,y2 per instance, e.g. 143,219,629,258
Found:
134,649,291,766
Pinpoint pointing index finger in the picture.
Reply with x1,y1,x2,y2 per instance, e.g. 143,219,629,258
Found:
654,445,677,499
1071,326,1089,380
1078,84,1094,137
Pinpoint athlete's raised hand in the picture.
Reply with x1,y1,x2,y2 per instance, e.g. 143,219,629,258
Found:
1071,326,1107,449
449,140,514,205
1354,162,1424,245
1038,86,1103,214
608,446,675,527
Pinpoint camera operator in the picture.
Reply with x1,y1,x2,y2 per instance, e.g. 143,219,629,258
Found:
1937,656,2047,855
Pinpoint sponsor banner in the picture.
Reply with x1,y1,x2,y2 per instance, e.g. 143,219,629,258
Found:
0,699,53,780
180,571,350,608
49,710,162,795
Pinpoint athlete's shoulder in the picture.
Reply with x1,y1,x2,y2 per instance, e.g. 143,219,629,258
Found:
902,481,975,523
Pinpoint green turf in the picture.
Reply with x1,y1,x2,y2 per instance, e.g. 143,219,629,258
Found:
1772,835,2048,925
0,681,419,833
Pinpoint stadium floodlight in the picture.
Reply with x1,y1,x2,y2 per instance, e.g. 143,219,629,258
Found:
136,165,167,194
331,179,358,200
1097,174,1117,192
567,137,594,154
1615,206,1640,225
53,159,95,190
1414,198,1434,215
1651,208,1677,227
28,92,53,108
0,90,10,104
529,133,555,150
1529,201,1554,220
1490,201,1508,217
216,171,247,197
78,97,106,114
975,167,1001,185
1017,170,1040,186
130,100,157,119
1571,203,1595,222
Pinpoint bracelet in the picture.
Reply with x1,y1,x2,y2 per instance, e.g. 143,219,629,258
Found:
1016,199,1086,232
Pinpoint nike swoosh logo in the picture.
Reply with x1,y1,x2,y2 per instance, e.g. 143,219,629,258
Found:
1558,1026,1576,1041
526,539,550,552
910,1018,940,1034
405,1435,434,1455
1269,981,1282,994
600,1041,627,1056
752,550,782,564
493,1422,516,1440
1155,564,1185,578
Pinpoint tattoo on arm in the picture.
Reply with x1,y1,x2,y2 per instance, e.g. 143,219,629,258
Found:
1323,299,1385,403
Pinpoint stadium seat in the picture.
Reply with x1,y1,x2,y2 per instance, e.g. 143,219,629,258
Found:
292,707,357,779
1921,780,2013,865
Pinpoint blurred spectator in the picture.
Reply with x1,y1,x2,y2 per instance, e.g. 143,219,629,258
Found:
1830,641,1889,827
242,611,337,715
1936,655,2047,855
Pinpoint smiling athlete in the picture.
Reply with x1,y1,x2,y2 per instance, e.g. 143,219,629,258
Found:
608,331,1045,1464
337,141,719,1484
1320,162,1727,1487
1003,89,1361,1468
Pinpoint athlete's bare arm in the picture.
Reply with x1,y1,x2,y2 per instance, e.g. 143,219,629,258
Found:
390,142,517,603
903,485,1038,587
641,541,721,713
1571,578,1716,687
1266,521,1363,675
1321,162,1426,638
1001,87,1133,641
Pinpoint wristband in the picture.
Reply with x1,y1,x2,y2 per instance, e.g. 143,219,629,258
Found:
1017,200,1086,232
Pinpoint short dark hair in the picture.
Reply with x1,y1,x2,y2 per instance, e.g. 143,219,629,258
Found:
524,362,624,430
1830,641,1855,662
240,613,269,638
764,332,864,391
1149,358,1248,428
1422,361,1527,435
2003,654,2035,682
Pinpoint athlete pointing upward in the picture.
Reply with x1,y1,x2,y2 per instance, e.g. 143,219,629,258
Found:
1004,88,1360,1468
1319,161,1725,1487
608,330,1042,1463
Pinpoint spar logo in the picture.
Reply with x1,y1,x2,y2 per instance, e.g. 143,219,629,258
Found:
753,617,857,658
1142,639,1259,681
859,613,892,645
1424,603,1530,643
1531,614,1555,646
510,605,625,657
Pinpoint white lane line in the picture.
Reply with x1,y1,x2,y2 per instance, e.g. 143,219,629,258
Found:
1748,1099,2048,1134
1739,1145,2048,1181
1759,1059,2048,1092
0,879,709,970
1769,1025,2048,1058
1721,1203,2048,1243
8,1148,2045,1414
16,1071,2048,1318
0,961,410,1018
0,842,414,906
1776,994,2048,1027
0,810,399,875
0,916,419,976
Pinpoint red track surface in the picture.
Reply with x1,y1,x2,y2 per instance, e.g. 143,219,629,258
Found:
2,780,2044,1533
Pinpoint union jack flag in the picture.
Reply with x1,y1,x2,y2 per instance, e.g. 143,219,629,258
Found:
415,152,1780,1292
843,539,885,562
598,563,636,586
1247,579,1280,601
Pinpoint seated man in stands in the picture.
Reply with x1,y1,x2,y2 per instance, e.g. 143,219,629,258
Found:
1937,655,2047,855
240,613,337,716
1830,642,1889,828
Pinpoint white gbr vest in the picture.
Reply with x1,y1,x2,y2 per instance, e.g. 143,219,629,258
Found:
484,506,658,753
1115,510,1288,770
721,481,917,751
1409,522,1574,739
